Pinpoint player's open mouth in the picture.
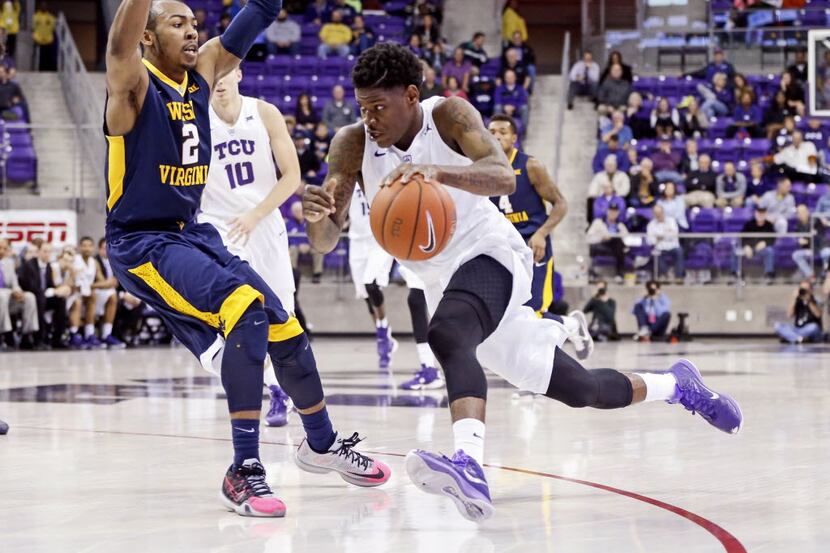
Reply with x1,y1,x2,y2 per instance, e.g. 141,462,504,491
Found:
367,130,383,141
183,44,198,54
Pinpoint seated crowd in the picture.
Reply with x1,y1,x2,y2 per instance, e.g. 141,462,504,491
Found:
578,46,830,284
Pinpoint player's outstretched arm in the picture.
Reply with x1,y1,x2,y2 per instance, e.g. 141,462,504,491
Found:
227,101,300,245
386,96,514,196
303,124,364,253
526,157,568,261
105,0,152,136
197,0,282,90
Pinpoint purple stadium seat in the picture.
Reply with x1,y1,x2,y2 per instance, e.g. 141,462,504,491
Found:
774,238,799,270
266,55,294,76
722,207,752,232
713,237,737,271
292,55,318,77
7,147,37,183
689,207,723,233
685,242,714,270
300,36,319,56
257,75,282,98
742,138,771,158
284,77,311,97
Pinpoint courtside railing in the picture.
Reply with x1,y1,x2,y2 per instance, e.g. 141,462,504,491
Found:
553,32,570,183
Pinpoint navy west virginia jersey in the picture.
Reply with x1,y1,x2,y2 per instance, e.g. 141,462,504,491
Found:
490,148,547,238
104,59,212,230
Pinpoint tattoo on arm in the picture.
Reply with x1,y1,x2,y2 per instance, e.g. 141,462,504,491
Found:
325,126,365,227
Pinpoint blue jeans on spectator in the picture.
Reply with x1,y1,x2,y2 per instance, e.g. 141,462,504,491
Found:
633,304,671,337
268,42,300,56
792,247,830,278
774,322,822,344
567,80,598,106
656,247,685,278
318,43,350,59
731,245,775,275
701,99,728,120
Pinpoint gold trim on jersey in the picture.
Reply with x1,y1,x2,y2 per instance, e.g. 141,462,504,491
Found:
105,135,126,210
508,147,518,165
128,262,221,328
268,317,304,342
219,285,265,336
142,58,188,96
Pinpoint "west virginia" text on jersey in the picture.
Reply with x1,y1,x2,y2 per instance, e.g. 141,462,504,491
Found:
159,164,209,186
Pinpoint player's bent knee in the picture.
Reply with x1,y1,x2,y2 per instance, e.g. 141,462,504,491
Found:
365,282,384,308
225,303,268,363
268,333,324,410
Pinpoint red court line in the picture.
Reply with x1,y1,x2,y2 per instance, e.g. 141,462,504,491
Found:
15,426,747,552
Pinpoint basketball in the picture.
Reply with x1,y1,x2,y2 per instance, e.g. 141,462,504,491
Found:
369,174,456,261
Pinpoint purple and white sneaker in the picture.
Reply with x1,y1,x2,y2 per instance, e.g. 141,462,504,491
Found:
667,359,743,434
405,449,494,522
84,335,106,350
264,385,291,427
376,327,398,370
68,333,84,349
399,365,445,390
103,335,126,349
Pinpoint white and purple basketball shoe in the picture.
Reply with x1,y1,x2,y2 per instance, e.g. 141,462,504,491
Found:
667,359,743,434
405,449,494,522
377,326,398,370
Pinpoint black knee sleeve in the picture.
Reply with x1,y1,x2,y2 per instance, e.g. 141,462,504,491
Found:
545,348,632,409
365,282,384,308
221,303,268,413
427,294,488,403
268,332,324,410
407,288,430,344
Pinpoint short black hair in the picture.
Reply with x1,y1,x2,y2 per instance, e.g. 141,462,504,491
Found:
98,238,106,248
489,113,517,135
80,236,94,245
473,32,485,40
352,42,423,90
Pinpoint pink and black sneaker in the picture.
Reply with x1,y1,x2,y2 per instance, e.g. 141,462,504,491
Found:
220,458,286,517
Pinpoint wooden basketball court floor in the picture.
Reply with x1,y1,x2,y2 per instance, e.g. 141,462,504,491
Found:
0,338,827,552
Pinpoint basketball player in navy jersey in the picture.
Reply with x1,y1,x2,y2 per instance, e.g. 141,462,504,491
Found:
104,0,388,518
487,114,593,360
303,43,742,522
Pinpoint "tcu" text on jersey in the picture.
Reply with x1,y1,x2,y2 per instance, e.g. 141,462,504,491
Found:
213,139,256,160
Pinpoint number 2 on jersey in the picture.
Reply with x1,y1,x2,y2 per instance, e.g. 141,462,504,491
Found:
181,123,199,165
224,162,255,189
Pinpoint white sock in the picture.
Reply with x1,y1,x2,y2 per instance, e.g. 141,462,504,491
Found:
453,418,485,465
416,342,436,367
84,324,95,338
635,372,678,402
69,326,78,335
376,318,388,329
102,323,113,338
263,363,279,387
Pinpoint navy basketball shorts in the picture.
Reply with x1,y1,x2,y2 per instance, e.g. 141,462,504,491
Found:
107,221,302,358
525,238,554,315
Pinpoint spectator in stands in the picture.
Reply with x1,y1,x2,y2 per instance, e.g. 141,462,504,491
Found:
732,205,776,282
459,31,488,67
688,47,735,81
759,177,796,234
293,129,320,182
679,138,700,175
500,47,532,91
504,31,537,88
778,70,805,117
420,66,444,100
628,157,658,208
804,118,825,150
468,67,496,115
658,181,688,230
678,96,708,138
324,0,356,24
684,153,717,208
193,7,207,31
592,134,629,173
773,115,797,151
322,84,357,131
697,72,732,120
311,121,331,165
589,154,631,198
626,147,641,176
728,89,763,138
715,161,747,208
791,204,827,279
764,91,795,140
92,239,125,348
494,69,529,129
787,49,808,85
567,50,599,110
632,280,671,342
350,14,375,55
596,63,631,117
0,1,19,57
443,75,468,101
745,160,773,209
215,12,232,37
284,114,299,139
773,130,819,183
599,50,632,84
652,137,683,184
647,204,685,282
774,281,822,344
17,241,68,349
587,205,628,283
0,238,37,349
305,0,327,24
625,91,651,140
295,93,319,132
443,47,473,92
406,33,424,58
650,97,679,139
592,181,627,222
266,8,300,55
731,73,752,104
424,40,448,74
502,0,527,43
820,49,830,82
317,10,352,59
416,14,440,50
0,63,23,119
33,2,57,71
600,110,633,148
583,281,620,340
287,201,324,284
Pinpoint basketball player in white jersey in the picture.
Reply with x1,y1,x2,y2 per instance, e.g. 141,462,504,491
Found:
303,44,742,522
199,68,298,428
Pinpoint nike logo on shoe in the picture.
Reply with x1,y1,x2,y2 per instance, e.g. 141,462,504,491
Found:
348,467,386,480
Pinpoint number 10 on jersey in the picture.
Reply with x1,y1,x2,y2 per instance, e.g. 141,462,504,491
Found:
224,162,254,189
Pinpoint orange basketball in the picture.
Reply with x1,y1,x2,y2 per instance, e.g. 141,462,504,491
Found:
369,174,456,261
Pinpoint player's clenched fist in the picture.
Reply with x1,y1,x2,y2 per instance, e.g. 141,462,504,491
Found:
303,179,337,222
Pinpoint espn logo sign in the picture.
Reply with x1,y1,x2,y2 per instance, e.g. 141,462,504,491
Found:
0,210,78,246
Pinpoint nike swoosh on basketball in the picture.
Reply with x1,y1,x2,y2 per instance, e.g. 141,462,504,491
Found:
418,211,437,254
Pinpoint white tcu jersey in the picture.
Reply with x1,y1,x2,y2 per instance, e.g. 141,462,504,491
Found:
347,186,373,241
